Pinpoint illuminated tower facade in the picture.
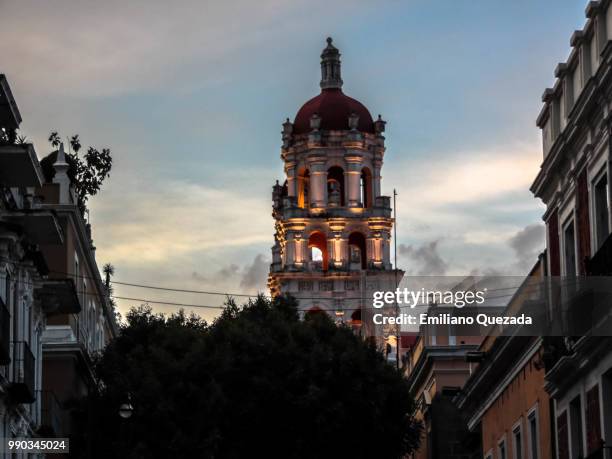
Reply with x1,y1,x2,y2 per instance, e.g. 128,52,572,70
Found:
268,38,402,337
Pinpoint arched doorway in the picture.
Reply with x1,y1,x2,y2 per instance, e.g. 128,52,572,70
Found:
305,307,325,320
348,232,367,270
350,308,362,326
308,231,329,271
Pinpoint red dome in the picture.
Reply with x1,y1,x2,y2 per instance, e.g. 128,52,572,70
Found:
293,88,374,134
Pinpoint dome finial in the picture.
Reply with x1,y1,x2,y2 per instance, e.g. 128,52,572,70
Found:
320,37,342,90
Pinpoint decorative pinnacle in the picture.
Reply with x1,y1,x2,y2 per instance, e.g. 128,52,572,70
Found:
320,37,343,90
55,142,68,165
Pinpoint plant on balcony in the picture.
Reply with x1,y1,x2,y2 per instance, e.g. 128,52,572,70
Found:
40,132,112,213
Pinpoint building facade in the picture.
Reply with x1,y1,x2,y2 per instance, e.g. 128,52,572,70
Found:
268,38,402,339
532,1,612,458
37,141,119,440
0,73,117,452
456,256,554,459
0,73,65,444
404,302,483,459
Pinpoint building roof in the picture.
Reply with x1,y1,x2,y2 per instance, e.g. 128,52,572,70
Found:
0,74,22,129
293,88,374,134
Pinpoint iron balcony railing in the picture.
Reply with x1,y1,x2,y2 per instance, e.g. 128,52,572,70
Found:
0,296,9,365
9,341,36,403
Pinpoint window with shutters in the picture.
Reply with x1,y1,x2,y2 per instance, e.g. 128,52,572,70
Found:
569,395,584,458
557,411,569,459
594,173,610,250
527,407,539,459
498,437,507,459
563,220,577,277
585,385,602,455
513,421,523,459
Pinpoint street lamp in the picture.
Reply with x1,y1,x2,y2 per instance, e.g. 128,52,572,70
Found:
119,395,134,419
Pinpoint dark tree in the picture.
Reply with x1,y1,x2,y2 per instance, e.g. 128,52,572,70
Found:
40,131,112,213
73,297,421,458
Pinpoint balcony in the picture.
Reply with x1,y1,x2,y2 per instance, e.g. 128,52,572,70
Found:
8,341,36,404
35,278,82,315
0,296,9,365
1,210,63,245
587,232,612,275
37,390,62,436
0,144,43,188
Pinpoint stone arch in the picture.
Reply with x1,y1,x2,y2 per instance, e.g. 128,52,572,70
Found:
348,231,367,270
308,231,329,271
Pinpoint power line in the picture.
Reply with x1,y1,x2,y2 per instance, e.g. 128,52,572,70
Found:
43,267,537,300
112,280,262,298
3,259,585,308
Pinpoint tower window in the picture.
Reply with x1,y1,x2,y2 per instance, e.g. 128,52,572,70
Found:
360,167,373,208
327,166,345,207
298,169,310,209
308,232,328,271
348,232,367,270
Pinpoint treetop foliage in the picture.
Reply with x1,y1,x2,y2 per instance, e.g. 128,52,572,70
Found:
40,131,112,213
73,296,421,459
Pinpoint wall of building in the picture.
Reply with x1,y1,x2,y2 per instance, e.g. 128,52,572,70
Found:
480,351,552,459
552,348,612,459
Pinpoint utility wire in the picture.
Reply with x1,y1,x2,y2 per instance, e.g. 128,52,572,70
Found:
40,267,542,300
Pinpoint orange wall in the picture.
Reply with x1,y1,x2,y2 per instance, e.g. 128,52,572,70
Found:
481,349,551,459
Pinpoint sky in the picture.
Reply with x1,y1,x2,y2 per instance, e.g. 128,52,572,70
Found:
0,0,588,320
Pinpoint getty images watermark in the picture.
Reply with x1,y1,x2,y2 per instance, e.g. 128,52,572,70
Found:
371,287,533,326
367,276,612,337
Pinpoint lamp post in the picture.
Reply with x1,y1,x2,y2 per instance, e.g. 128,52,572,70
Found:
118,395,134,419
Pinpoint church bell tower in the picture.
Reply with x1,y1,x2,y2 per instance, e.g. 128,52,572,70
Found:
268,38,402,338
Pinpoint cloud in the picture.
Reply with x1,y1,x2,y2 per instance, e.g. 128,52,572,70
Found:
0,1,270,96
508,223,545,272
90,176,271,265
389,144,541,210
0,0,358,98
240,254,270,292
385,142,545,276
399,240,449,276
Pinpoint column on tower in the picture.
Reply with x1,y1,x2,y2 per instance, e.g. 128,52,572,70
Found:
285,231,296,268
308,160,327,209
373,158,383,199
383,230,392,269
285,161,297,198
345,153,363,208
294,231,306,268
368,231,382,268
329,221,347,269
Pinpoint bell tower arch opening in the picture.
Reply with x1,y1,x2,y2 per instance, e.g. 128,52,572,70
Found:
297,168,310,209
348,232,367,270
327,166,345,207
360,167,373,208
308,231,329,271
